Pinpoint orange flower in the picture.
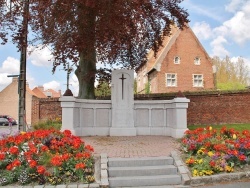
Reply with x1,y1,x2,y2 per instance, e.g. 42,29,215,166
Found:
29,160,37,168
50,155,62,166
37,165,46,174
75,162,85,169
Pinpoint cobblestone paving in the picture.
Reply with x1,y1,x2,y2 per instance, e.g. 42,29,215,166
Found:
82,136,181,158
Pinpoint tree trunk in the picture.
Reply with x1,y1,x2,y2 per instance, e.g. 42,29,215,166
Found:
75,6,96,99
75,50,96,99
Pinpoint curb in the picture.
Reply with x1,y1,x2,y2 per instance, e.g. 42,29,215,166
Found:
100,153,109,188
171,151,250,187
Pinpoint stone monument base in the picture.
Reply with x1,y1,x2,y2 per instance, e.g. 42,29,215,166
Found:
110,127,137,136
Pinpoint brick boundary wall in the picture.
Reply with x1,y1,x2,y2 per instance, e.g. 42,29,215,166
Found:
31,90,250,126
31,97,62,124
135,90,250,125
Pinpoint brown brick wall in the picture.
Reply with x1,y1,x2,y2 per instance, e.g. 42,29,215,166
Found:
135,90,250,125
187,91,250,125
31,98,62,124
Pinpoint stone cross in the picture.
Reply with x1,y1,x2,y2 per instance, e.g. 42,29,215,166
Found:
119,73,126,100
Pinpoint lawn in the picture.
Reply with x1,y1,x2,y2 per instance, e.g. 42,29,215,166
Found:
188,124,250,132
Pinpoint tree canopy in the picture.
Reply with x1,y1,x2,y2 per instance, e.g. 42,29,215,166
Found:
212,56,250,90
0,0,189,98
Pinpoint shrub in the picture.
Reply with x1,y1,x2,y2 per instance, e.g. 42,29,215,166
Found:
33,118,62,130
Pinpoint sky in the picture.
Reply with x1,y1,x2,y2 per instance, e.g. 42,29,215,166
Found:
0,0,250,96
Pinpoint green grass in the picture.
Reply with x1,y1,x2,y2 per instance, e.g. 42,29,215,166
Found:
32,119,62,130
188,124,250,132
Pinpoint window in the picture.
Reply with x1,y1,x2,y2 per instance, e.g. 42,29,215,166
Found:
174,56,180,64
193,74,203,87
166,73,177,87
194,57,201,65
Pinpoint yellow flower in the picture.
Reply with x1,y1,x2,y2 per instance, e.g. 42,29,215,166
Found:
20,131,26,135
233,134,237,139
198,159,203,164
192,169,198,177
225,165,234,172
208,151,214,157
209,126,212,131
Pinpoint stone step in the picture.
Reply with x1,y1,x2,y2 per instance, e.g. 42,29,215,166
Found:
109,165,178,177
109,174,182,187
108,156,174,167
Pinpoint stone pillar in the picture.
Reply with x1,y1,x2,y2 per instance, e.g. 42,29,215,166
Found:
110,69,136,136
170,97,190,138
59,96,80,136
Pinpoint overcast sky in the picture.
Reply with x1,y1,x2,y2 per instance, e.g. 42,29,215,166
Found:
0,0,249,96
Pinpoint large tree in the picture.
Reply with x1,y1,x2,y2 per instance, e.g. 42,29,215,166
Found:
0,0,189,98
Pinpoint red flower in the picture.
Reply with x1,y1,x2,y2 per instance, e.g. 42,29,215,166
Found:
63,130,72,137
41,145,49,152
0,153,5,160
50,155,62,166
37,165,46,174
75,162,85,169
29,160,37,168
9,146,19,155
85,145,94,152
62,153,71,161
6,164,13,170
209,160,216,167
12,159,21,167
238,154,246,161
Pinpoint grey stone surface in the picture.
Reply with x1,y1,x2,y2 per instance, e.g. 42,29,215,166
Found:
66,184,78,188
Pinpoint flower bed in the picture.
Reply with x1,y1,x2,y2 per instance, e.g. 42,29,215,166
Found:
181,126,250,177
0,129,95,186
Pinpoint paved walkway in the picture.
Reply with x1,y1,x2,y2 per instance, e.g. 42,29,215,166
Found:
82,136,181,158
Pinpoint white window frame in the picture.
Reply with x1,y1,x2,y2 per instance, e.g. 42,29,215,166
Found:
174,56,180,64
194,57,201,65
166,73,177,87
193,74,203,87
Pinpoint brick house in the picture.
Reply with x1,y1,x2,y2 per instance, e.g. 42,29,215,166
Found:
136,25,215,93
0,78,61,125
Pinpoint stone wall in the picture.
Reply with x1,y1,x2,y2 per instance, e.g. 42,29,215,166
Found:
32,90,250,126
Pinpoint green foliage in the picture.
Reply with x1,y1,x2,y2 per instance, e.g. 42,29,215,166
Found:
188,124,250,132
217,82,246,90
32,118,62,131
145,82,151,94
213,56,250,90
95,81,111,97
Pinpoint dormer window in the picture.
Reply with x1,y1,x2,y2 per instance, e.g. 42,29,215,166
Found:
194,57,201,65
174,56,180,64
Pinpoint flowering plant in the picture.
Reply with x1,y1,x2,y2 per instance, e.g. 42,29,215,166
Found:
0,129,95,186
182,126,250,177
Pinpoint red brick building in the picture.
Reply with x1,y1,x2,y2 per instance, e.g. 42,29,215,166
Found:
136,25,215,93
